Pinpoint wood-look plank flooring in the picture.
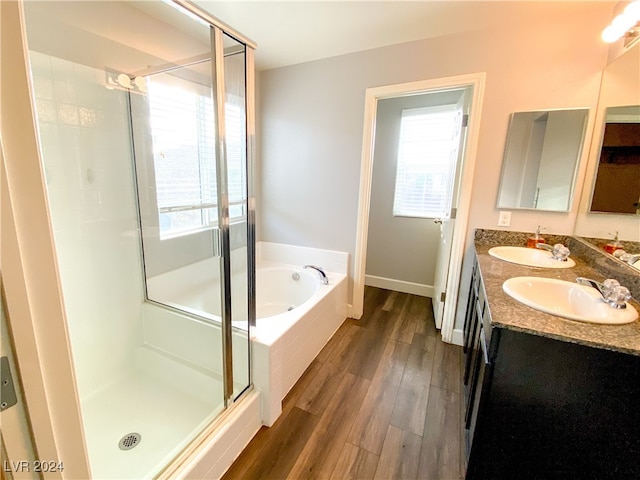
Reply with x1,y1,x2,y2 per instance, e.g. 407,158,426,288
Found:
223,286,463,480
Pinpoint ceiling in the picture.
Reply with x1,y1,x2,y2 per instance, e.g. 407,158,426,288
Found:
196,1,617,71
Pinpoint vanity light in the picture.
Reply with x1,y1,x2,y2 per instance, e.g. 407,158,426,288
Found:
602,0,640,44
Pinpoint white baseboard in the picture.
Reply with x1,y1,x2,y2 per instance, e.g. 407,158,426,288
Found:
450,328,464,346
365,275,433,298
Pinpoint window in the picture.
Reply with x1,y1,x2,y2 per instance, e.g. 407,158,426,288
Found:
393,105,462,218
147,74,246,239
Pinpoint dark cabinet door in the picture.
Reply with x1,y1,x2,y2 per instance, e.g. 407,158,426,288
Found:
463,261,491,464
464,317,490,460
463,263,477,354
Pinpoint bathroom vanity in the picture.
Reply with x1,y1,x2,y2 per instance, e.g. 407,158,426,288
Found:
463,238,640,479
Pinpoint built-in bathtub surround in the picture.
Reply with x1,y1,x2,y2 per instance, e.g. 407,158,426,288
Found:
256,241,350,276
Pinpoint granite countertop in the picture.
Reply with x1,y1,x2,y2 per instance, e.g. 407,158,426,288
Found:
475,243,640,357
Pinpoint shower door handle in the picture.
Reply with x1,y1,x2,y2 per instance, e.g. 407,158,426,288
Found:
211,228,222,257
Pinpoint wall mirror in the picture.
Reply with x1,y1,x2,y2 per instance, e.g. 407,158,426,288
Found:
496,108,588,212
574,41,639,244
589,105,640,214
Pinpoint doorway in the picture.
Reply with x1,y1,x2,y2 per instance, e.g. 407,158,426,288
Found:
353,73,485,344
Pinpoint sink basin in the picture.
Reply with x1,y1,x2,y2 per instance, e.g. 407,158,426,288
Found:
503,276,638,325
489,246,576,269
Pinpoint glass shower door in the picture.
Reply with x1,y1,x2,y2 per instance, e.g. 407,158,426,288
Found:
220,31,253,401
131,26,253,403
21,1,255,477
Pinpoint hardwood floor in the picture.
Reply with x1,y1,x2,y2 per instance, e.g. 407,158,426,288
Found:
223,286,463,480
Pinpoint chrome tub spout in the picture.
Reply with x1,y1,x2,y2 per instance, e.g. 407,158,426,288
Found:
304,265,329,285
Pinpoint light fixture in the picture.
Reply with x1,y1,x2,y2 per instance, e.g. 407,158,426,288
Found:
104,70,147,94
117,73,132,89
602,0,640,44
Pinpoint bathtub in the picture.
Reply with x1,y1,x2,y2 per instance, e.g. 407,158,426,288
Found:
146,256,331,323
251,261,347,424
144,242,349,430
256,266,320,319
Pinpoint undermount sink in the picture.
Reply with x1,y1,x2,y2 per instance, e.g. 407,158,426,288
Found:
503,276,638,325
489,246,576,269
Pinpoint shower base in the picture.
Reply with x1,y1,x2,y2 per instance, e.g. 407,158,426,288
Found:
80,347,224,479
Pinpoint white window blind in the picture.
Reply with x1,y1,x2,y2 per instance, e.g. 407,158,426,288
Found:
393,105,462,219
147,77,246,238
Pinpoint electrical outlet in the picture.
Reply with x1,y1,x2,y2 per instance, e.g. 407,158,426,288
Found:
498,211,511,227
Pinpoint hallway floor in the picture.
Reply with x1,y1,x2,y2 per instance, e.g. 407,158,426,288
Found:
223,286,464,480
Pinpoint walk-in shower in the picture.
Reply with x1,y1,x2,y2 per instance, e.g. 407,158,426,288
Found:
21,1,255,477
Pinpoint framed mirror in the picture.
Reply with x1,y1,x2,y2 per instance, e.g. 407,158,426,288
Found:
496,108,589,212
589,105,640,214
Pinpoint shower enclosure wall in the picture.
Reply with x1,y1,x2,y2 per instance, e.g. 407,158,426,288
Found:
16,1,256,477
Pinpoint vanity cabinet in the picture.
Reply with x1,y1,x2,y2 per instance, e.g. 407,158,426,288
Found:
462,260,491,457
463,255,640,480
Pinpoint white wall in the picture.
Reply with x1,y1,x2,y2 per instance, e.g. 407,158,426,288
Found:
28,52,145,398
257,3,610,315
366,92,462,287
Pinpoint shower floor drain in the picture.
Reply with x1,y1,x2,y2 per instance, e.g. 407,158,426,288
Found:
118,432,141,451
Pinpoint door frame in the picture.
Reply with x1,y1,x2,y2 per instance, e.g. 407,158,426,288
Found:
352,73,485,344
1,1,91,477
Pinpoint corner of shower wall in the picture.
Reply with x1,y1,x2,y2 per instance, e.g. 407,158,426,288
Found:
141,303,250,388
26,49,147,401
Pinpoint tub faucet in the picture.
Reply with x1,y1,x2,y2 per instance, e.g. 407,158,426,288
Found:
576,277,631,309
536,242,571,261
304,265,329,285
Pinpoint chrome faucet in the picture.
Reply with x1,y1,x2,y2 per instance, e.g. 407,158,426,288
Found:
624,253,640,264
536,243,571,261
615,251,640,265
304,265,329,285
576,277,631,309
